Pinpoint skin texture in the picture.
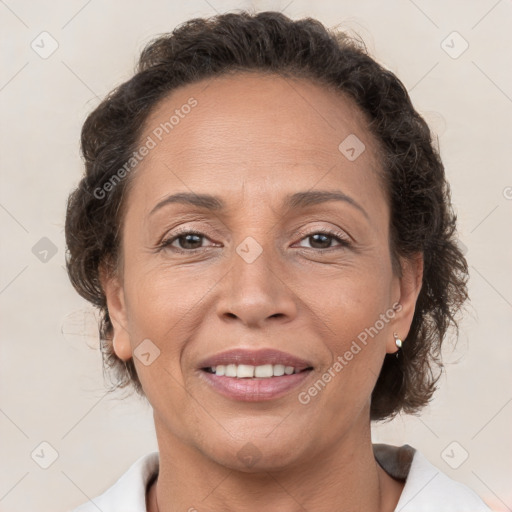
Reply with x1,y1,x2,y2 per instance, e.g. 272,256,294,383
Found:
101,72,423,512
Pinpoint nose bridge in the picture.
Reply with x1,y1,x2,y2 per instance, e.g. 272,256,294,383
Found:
233,230,279,301
217,228,297,327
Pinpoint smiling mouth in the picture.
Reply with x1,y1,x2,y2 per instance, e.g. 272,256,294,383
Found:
202,364,313,378
197,348,315,400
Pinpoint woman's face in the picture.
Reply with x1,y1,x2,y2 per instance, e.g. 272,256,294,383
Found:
103,73,421,470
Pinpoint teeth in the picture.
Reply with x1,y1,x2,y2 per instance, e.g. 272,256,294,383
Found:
225,364,237,377
273,364,285,376
209,364,304,378
237,364,255,378
254,364,273,378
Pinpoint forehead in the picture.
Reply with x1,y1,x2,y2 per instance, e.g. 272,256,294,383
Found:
130,72,384,212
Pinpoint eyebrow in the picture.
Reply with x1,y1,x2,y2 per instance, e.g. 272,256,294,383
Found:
149,190,369,220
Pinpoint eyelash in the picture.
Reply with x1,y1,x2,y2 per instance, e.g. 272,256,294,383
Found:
156,227,351,254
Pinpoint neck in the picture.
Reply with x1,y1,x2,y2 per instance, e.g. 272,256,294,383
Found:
147,415,402,512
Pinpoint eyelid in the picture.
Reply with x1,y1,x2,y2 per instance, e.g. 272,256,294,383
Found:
293,221,352,242
157,221,225,244
295,225,349,238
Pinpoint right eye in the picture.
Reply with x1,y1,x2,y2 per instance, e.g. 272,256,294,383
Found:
158,230,217,252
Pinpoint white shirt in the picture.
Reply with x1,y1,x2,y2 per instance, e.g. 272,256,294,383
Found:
71,444,491,512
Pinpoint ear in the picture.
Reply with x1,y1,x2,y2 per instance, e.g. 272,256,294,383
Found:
99,263,133,361
386,252,424,354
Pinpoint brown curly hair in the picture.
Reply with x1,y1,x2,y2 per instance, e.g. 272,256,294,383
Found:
64,10,469,421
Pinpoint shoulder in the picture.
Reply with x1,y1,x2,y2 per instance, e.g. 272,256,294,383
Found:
373,443,492,512
70,451,159,512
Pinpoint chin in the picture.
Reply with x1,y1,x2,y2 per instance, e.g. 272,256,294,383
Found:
200,426,306,472
215,444,302,473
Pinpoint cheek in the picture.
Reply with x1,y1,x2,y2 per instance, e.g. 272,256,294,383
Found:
311,262,393,394
124,264,213,337
321,263,394,339
121,264,223,397
122,268,199,420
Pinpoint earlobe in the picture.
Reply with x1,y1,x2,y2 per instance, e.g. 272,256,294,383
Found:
112,333,132,361
99,264,133,362
387,253,424,354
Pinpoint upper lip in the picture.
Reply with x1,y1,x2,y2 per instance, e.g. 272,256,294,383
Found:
198,348,313,370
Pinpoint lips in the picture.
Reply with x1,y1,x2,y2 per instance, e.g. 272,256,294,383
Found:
197,348,314,402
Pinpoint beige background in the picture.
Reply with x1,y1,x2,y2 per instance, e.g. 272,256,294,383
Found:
1,1,511,511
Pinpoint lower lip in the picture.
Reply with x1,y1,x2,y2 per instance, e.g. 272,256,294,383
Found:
199,369,313,402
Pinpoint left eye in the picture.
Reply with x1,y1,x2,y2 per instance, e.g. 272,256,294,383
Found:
295,231,349,250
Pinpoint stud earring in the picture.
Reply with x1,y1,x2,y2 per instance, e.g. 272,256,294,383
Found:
393,332,402,358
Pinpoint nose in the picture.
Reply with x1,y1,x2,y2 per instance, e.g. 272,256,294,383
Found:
216,239,298,328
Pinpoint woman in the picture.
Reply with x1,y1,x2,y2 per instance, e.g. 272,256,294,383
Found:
66,11,491,512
